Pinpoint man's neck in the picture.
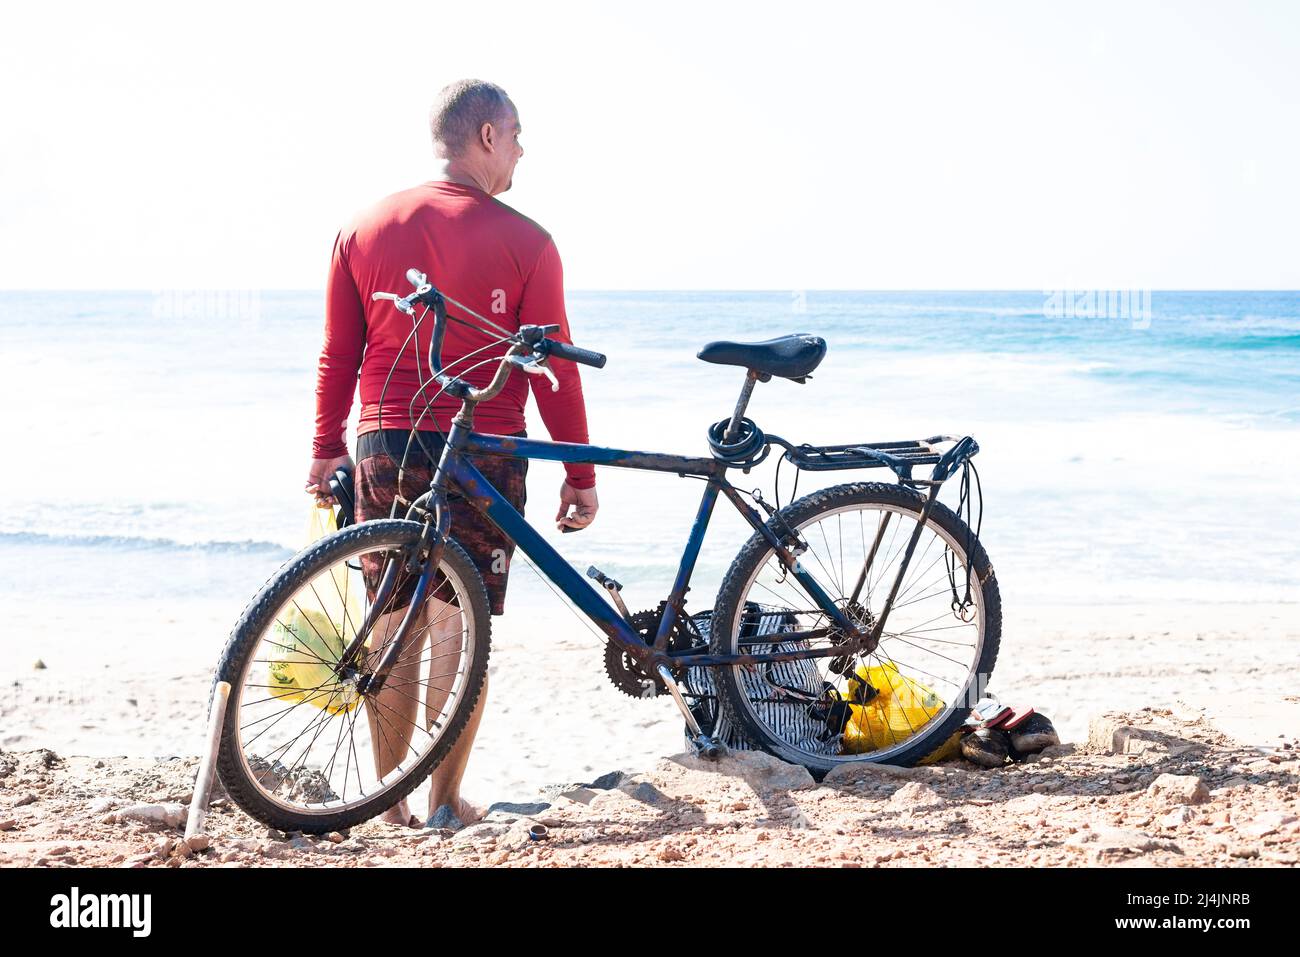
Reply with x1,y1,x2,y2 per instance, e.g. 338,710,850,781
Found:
431,160,493,195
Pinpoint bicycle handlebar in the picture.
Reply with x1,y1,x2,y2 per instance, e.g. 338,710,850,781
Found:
540,339,607,369
370,269,606,406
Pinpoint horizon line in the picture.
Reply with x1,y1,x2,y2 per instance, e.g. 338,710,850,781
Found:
3,287,1300,295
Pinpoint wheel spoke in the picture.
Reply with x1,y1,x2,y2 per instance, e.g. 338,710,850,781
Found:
717,493,995,769
222,524,488,825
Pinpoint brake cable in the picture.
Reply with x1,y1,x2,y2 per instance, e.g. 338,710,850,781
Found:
386,348,518,518
945,456,983,619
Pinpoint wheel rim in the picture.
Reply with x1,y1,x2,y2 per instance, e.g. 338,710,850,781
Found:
727,499,987,764
229,535,478,818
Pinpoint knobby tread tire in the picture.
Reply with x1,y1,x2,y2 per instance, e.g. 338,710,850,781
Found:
210,519,491,833
711,481,1001,777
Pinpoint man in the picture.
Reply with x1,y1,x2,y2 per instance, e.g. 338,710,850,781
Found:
305,79,599,828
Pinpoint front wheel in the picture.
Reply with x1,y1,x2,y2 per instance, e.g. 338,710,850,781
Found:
711,481,1001,776
212,519,492,833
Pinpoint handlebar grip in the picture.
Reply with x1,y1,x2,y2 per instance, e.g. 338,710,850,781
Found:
545,340,607,369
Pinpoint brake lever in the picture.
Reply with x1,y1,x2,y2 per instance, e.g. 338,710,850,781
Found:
510,354,559,392
371,291,416,316
372,271,434,317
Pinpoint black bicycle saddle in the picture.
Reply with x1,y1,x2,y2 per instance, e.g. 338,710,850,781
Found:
697,333,827,381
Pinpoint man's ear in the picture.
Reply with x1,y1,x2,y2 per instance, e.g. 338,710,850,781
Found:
479,121,496,153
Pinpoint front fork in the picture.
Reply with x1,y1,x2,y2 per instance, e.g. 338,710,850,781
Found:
334,488,450,695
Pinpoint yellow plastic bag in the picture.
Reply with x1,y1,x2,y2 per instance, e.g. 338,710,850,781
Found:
842,660,963,764
266,505,367,715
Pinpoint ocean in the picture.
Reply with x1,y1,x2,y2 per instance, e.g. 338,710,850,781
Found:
2,289,1298,659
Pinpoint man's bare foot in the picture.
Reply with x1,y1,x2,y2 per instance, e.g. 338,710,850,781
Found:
455,797,483,825
378,798,421,828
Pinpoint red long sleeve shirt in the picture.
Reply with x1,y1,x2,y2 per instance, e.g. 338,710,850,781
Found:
313,180,596,489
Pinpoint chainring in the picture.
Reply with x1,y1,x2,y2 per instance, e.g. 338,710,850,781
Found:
603,604,701,700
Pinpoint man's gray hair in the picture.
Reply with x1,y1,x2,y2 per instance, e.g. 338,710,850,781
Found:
429,79,515,158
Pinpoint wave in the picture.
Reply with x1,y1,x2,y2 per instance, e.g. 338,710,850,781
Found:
0,530,294,557
1190,332,1300,351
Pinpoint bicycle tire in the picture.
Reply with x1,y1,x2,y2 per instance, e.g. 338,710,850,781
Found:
212,519,491,833
711,481,1001,776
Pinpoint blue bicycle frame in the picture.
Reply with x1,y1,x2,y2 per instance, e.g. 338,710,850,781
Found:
405,427,861,671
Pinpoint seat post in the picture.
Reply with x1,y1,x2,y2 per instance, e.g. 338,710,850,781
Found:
722,369,761,443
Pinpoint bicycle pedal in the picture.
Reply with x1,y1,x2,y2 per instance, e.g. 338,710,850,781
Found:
587,565,631,619
586,565,623,591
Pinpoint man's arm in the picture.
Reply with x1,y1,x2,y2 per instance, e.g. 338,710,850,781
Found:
307,231,365,501
314,231,366,458
519,237,597,491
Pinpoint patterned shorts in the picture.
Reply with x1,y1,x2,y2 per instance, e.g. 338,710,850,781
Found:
354,429,528,616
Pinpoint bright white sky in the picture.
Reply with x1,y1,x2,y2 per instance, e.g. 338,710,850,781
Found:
1,1,1296,290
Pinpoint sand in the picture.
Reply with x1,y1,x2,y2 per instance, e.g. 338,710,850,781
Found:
2,595,1295,806
0,703,1297,868
2,585,1298,869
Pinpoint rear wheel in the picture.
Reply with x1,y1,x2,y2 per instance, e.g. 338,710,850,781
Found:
711,481,1000,776
212,519,491,833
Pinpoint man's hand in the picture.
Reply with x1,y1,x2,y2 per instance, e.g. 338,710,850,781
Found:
306,454,355,506
555,481,598,532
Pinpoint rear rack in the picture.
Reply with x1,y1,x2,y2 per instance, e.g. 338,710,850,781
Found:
767,433,976,484
781,439,942,473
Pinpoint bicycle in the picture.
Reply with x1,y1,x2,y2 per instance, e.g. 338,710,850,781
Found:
212,269,1001,833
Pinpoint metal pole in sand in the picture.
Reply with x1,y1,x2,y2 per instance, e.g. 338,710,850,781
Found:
185,681,230,843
